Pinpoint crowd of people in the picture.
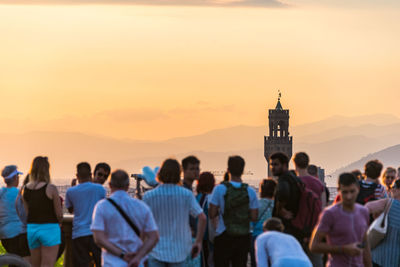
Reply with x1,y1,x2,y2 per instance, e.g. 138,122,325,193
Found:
0,152,399,267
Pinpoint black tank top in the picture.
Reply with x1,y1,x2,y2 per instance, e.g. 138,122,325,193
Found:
23,184,59,223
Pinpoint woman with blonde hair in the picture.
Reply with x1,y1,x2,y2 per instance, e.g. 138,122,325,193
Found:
382,167,396,197
22,156,63,267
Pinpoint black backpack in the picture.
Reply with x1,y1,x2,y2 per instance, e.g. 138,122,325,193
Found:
356,181,378,205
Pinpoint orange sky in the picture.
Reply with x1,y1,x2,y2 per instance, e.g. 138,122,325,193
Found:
1,3,400,140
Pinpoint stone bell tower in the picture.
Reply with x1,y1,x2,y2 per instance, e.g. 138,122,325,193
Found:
264,92,293,177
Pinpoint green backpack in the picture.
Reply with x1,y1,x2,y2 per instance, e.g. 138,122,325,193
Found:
223,181,250,236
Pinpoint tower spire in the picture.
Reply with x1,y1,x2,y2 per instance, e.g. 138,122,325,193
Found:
275,90,283,110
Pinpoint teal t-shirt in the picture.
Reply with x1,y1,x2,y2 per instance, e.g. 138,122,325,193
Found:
251,198,274,237
0,187,24,239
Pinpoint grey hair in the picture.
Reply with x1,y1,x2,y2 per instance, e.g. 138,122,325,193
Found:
110,170,130,189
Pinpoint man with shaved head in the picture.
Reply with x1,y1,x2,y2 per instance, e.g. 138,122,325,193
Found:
92,170,159,267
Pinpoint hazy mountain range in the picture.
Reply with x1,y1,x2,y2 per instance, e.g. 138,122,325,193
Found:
331,144,400,180
0,113,399,186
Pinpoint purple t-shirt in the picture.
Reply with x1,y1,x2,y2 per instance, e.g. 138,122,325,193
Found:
316,203,369,267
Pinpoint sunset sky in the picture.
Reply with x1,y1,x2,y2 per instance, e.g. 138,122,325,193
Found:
1,0,400,141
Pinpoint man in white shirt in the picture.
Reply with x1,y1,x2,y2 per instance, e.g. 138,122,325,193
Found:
91,170,159,267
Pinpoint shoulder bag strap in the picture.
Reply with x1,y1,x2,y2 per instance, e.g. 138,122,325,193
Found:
380,199,393,228
107,198,141,237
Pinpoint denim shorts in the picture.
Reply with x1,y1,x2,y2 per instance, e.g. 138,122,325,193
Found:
272,258,312,267
27,223,61,249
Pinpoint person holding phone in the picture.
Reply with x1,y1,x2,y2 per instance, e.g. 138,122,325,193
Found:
309,173,372,267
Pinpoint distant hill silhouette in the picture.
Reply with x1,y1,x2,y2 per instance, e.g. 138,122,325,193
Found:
0,113,399,184
330,144,400,185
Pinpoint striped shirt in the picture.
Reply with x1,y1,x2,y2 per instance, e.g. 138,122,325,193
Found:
143,184,203,263
361,180,388,199
371,199,400,266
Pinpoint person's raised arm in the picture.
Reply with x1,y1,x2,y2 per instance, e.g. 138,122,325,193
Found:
362,232,372,267
365,199,388,219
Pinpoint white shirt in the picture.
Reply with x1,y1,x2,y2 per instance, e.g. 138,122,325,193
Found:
143,184,203,263
255,231,311,267
91,190,158,267
209,181,259,235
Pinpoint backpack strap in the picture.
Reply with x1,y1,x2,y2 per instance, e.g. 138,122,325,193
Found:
222,181,232,188
107,198,141,237
258,201,273,220
223,181,248,189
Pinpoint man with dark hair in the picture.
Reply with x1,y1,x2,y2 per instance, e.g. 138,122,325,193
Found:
0,165,30,262
181,155,201,258
256,218,312,267
308,164,330,209
351,169,363,181
209,155,259,267
307,165,318,177
93,162,111,185
293,152,326,207
92,170,159,267
310,173,372,267
269,152,302,242
182,156,200,191
66,162,106,267
357,160,387,205
293,153,325,267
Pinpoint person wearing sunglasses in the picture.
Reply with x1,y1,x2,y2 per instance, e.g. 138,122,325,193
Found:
382,167,396,198
93,163,111,185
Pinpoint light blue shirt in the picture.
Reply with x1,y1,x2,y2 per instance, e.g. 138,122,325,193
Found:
209,181,259,236
143,184,203,263
0,187,24,239
256,231,311,267
66,182,106,239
